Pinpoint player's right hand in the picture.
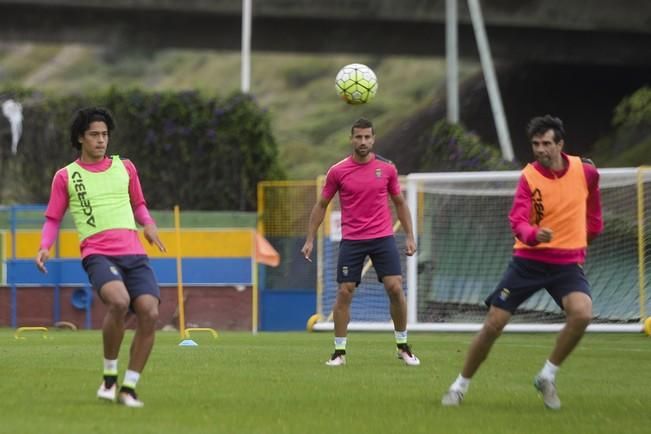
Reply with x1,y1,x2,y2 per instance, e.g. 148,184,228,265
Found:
536,227,553,243
144,223,166,253
405,236,417,256
301,240,313,262
35,248,50,274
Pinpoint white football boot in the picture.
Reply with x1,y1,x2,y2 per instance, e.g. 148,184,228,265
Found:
534,375,561,410
397,344,421,366
118,390,145,408
96,382,117,402
325,351,346,366
441,389,464,406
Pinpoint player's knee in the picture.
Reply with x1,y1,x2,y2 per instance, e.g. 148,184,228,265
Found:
138,306,159,328
565,293,592,327
107,297,130,315
336,285,355,303
482,320,505,338
568,308,591,329
483,311,509,337
339,283,355,295
385,285,404,302
382,275,402,292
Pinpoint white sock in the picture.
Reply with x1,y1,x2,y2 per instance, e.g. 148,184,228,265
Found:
103,358,118,376
122,370,141,389
539,360,559,380
334,337,347,351
394,330,408,345
451,374,471,393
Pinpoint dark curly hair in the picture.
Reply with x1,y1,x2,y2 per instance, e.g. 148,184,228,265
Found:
351,118,374,135
526,115,565,143
69,107,115,150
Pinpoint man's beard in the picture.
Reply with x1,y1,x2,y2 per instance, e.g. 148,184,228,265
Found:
355,147,369,157
537,155,552,167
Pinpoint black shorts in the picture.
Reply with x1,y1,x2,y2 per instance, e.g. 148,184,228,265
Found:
82,254,160,302
337,236,402,286
485,257,591,313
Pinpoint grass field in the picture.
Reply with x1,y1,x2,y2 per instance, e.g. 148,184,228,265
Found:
2,329,649,434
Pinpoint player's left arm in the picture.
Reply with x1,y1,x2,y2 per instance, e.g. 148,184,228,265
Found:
582,158,604,242
390,193,417,256
124,159,166,252
387,165,416,255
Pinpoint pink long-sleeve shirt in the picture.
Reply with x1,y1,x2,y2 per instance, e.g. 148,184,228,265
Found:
509,153,603,264
40,156,155,258
322,153,401,240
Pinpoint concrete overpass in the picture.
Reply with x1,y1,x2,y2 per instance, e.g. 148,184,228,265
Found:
0,0,650,66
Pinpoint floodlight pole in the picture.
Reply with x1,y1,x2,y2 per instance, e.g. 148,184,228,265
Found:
446,0,459,123
467,0,514,161
241,0,252,93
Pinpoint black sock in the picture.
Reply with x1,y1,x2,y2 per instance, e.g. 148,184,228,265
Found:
119,386,137,398
103,375,117,388
333,349,346,356
397,343,409,351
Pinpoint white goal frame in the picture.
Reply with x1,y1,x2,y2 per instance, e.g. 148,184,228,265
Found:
313,168,648,333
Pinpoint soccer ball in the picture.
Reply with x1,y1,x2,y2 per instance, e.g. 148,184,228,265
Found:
335,63,378,104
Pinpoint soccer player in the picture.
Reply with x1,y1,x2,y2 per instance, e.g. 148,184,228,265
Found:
441,115,603,410
35,107,165,408
301,118,419,366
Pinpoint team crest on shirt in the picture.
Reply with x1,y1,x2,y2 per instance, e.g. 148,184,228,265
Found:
342,266,349,277
110,266,119,276
375,168,382,178
499,288,510,301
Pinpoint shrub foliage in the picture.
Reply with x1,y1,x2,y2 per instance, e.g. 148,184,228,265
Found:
0,88,284,210
419,120,517,171
593,86,651,167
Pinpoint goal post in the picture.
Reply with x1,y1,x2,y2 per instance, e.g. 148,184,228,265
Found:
313,167,650,333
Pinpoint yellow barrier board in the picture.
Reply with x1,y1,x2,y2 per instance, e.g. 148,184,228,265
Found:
3,229,253,259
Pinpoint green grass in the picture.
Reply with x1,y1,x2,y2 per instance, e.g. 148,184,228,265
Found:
1,329,649,434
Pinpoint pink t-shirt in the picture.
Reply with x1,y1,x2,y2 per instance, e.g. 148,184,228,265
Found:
509,153,603,264
41,156,155,258
322,153,401,240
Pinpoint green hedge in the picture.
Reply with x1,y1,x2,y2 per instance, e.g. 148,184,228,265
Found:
419,120,517,171
0,87,285,210
593,86,651,167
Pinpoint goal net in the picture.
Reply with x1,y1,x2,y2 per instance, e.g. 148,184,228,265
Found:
313,168,650,332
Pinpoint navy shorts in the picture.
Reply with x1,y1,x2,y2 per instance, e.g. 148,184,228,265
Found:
82,254,160,302
337,236,402,285
485,257,591,313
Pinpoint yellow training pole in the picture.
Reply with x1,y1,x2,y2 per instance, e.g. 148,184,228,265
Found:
637,167,648,321
251,229,258,334
255,183,265,335
174,205,186,339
